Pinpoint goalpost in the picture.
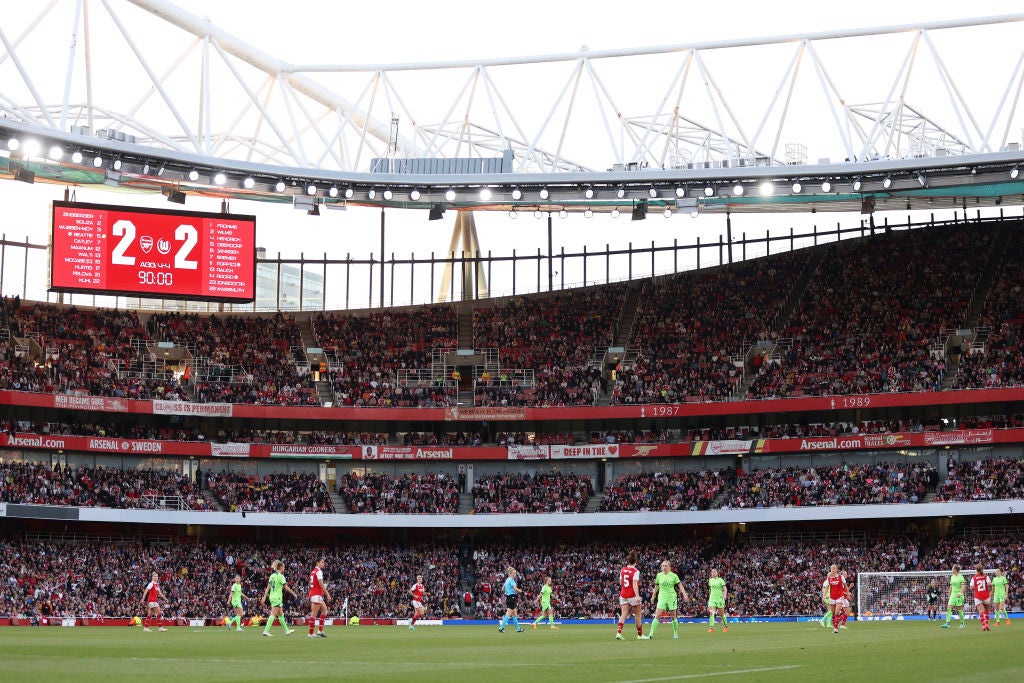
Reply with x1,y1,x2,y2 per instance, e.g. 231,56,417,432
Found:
857,569,997,619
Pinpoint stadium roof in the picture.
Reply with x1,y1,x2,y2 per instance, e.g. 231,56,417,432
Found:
1,2,1024,214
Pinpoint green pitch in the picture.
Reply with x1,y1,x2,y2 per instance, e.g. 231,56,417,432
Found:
0,622,1020,683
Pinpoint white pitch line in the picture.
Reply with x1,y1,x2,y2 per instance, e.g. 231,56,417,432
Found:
616,665,803,683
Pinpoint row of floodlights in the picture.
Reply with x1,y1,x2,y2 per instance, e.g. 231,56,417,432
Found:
9,136,1023,196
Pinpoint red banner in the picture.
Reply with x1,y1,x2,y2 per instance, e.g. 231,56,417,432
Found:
3,387,1023,422
0,427,1015,461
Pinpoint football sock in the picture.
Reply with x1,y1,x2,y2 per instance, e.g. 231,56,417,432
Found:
318,615,325,632
547,614,554,625
616,621,624,634
958,610,965,624
278,614,288,629
510,616,520,629
411,614,418,625
944,607,952,624
709,614,715,628
499,615,508,629
636,621,643,636
672,618,679,636
722,613,729,625
822,610,832,625
649,618,659,637
534,616,543,626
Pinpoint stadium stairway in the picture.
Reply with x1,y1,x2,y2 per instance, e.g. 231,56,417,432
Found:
613,281,643,347
583,493,604,513
457,494,474,514
296,316,337,405
457,302,474,349
327,489,349,513
200,490,226,511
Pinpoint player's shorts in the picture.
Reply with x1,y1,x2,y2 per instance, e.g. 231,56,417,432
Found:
620,596,642,607
505,595,518,610
839,598,850,609
657,598,678,612
147,601,159,609
948,596,965,608
270,598,283,608
993,593,1007,603
231,600,242,609
708,598,725,610
540,600,551,611
310,595,325,605
411,600,423,610
974,597,992,607
828,598,843,606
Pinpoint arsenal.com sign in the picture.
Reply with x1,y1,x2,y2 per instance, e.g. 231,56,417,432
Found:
361,446,453,460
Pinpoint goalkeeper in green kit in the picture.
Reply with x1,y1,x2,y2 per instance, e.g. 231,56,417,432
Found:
941,565,966,629
638,560,688,640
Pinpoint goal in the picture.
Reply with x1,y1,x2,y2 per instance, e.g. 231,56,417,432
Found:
857,570,996,618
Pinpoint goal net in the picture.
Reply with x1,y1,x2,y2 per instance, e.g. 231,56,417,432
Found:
857,569,996,618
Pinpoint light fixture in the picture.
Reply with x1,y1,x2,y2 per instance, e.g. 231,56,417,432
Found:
306,183,318,196
409,189,421,201
428,205,445,221
243,177,256,190
611,208,621,218
382,189,393,200
616,187,626,199
344,187,355,199
71,151,83,164
916,172,927,187
141,162,151,175
157,164,166,176
479,188,492,201
112,158,123,171
821,180,832,192
511,188,523,201
92,155,103,168
6,137,19,151
48,145,63,161
584,187,595,200
584,208,593,218
758,181,774,196
534,209,544,219
558,208,568,219
21,139,40,157
732,184,744,196
663,207,673,218
166,188,186,204
187,169,200,182
882,176,893,189
631,202,647,221
690,209,700,218
648,187,658,199
214,172,227,186
1010,166,1019,179
367,188,377,199
852,178,862,192
791,181,802,193
329,186,339,198
539,187,550,200
275,180,286,192
675,186,687,198
509,209,518,219
704,185,714,197
445,189,456,201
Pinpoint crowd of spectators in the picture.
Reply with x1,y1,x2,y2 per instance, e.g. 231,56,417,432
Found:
934,458,1024,501
613,252,808,405
150,312,315,405
718,462,938,508
749,225,993,398
0,462,211,510
474,286,625,407
0,538,462,621
472,472,593,513
338,472,459,513
402,431,485,447
314,307,457,408
599,470,726,511
205,471,333,513
954,226,1024,390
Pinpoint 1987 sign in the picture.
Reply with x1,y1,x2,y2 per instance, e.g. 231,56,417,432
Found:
50,201,256,303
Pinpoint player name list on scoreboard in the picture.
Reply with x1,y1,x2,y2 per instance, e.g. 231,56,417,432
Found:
51,203,256,303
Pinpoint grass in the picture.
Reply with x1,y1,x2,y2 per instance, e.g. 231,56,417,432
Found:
0,621,1021,683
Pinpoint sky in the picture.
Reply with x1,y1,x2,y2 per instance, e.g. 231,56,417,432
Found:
1,0,1022,309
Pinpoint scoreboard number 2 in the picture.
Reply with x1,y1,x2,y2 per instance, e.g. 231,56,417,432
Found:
110,219,199,270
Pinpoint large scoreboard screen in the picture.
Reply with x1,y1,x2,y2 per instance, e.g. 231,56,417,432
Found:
50,201,256,303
